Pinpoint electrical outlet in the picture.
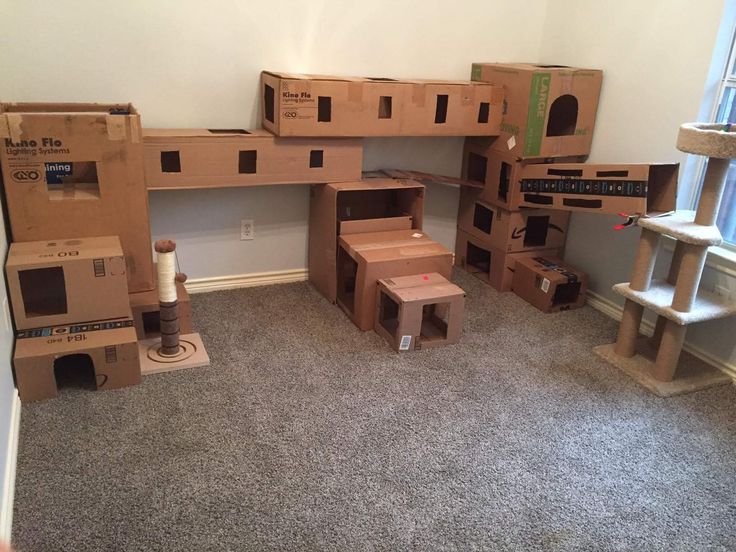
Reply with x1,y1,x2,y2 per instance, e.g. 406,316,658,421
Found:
240,219,254,240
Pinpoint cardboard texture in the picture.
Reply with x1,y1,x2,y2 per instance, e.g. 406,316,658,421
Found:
454,227,559,292
336,230,453,331
6,236,130,330
519,162,679,215
14,316,140,402
461,139,585,210
470,63,603,159
375,273,465,352
512,255,588,312
142,128,363,189
0,102,154,292
308,179,425,303
457,187,570,252
377,169,484,189
129,279,192,339
261,71,504,137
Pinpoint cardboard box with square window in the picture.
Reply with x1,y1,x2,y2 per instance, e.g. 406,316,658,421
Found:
512,256,588,313
375,273,465,352
0,102,154,292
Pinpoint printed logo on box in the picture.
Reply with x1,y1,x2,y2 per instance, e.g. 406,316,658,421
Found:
45,162,73,184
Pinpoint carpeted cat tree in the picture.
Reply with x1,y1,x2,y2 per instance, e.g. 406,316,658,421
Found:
595,123,736,396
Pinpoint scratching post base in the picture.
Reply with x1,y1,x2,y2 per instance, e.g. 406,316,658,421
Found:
138,332,210,376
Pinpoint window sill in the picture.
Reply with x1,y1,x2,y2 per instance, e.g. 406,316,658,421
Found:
662,235,736,278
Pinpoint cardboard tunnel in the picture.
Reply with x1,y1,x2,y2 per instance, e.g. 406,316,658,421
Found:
512,255,588,312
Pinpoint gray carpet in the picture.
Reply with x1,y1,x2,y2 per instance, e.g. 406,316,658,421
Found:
11,269,736,551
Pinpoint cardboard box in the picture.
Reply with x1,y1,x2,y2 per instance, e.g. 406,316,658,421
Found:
337,230,453,331
470,63,603,159
261,71,504,137
129,278,192,339
375,273,465,352
309,178,425,303
454,227,559,292
142,128,363,189
512,256,588,313
14,316,140,402
457,187,569,252
0,103,154,292
6,236,130,330
462,139,585,210
519,162,679,215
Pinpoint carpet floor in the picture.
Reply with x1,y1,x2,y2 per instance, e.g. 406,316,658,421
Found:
11,269,736,551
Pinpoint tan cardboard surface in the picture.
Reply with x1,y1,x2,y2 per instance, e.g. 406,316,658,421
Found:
142,128,363,189
129,279,192,339
512,255,588,313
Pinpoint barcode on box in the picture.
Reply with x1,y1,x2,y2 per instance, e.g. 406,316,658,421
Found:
93,258,106,277
541,278,551,293
399,335,412,351
104,345,117,363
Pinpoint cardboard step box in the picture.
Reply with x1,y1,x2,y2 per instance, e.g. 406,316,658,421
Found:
14,316,140,402
375,273,465,352
470,63,603,159
457,187,569,252
261,71,504,137
308,178,425,303
142,128,363,189
454,227,559,292
129,278,192,340
512,256,588,313
337,230,453,331
6,236,131,330
519,163,679,216
0,103,155,292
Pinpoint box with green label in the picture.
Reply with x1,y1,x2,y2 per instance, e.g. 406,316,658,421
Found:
470,63,603,160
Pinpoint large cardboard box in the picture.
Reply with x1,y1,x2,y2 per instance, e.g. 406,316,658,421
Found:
337,230,453,331
375,273,465,352
512,256,588,313
261,71,504,137
0,103,154,292
129,278,192,339
470,63,603,159
6,236,130,330
142,128,363,189
462,139,585,210
454,227,559,292
309,178,425,303
457,187,569,252
519,162,679,216
14,316,140,402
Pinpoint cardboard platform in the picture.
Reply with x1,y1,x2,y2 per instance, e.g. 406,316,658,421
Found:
138,333,209,376
594,339,731,397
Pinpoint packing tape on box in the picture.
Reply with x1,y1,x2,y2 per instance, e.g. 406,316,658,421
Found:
347,81,363,103
3,114,23,142
105,115,127,141
129,117,141,143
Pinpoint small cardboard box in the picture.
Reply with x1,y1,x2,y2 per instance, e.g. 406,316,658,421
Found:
6,236,130,330
457,187,569,252
470,63,603,159
512,256,588,312
14,316,140,402
129,278,192,340
375,273,465,352
519,162,679,215
309,178,425,303
0,102,154,292
454,227,559,292
142,128,363,189
337,230,453,331
462,139,585,210
261,71,504,137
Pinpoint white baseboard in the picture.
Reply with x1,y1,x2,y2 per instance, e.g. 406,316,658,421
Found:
184,268,308,295
0,389,21,544
586,290,736,379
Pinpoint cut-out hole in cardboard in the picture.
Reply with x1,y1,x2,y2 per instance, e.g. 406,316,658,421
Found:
473,203,493,234
366,77,398,81
337,246,358,314
552,281,582,305
378,290,400,336
207,129,250,134
19,266,67,317
54,353,97,391
142,310,161,338
46,161,100,200
467,152,488,183
309,150,324,168
378,96,393,119
546,94,578,136
524,194,554,205
435,95,449,124
478,102,490,123
524,215,550,247
238,150,258,174
264,84,275,123
466,241,491,275
161,151,181,173
498,162,511,202
318,96,332,122
420,302,450,342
